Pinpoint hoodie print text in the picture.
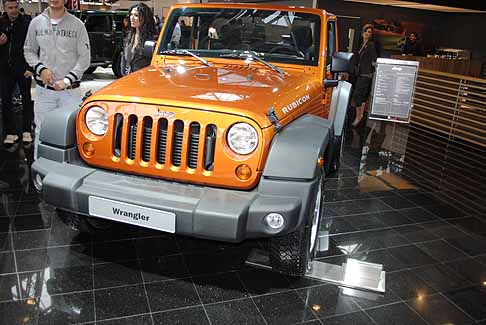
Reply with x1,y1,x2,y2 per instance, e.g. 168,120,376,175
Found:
35,28,79,38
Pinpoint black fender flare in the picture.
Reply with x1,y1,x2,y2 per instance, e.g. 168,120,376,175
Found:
262,114,332,180
39,106,79,148
324,80,353,174
255,114,331,234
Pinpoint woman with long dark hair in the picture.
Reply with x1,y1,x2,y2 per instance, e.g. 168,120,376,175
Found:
351,24,379,127
121,3,157,76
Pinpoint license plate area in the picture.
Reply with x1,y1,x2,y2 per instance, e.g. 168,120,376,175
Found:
88,196,176,233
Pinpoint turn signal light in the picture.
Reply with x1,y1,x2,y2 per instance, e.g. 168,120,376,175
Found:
235,164,252,180
83,142,95,157
317,157,325,167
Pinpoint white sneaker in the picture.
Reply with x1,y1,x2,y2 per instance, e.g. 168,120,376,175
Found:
3,134,19,145
22,132,33,143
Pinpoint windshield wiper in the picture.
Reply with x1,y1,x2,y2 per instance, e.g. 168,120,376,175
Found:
161,49,212,67
221,51,286,75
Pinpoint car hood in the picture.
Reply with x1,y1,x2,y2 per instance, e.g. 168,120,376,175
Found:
88,63,321,128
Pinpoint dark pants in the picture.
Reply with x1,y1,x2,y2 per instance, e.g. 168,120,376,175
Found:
0,74,33,134
351,76,372,107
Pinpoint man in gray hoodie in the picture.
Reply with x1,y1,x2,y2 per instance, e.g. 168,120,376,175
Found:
24,0,90,158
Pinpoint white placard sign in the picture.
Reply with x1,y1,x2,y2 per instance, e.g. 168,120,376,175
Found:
369,58,419,123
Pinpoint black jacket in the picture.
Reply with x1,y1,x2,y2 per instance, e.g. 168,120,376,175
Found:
121,31,157,76
355,40,379,76
403,39,424,56
0,15,32,77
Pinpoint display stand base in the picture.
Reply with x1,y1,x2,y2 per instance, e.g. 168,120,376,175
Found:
245,233,386,294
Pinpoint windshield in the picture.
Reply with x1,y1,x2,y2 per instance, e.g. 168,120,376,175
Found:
158,8,321,66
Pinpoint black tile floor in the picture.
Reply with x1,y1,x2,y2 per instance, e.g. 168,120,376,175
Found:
1,111,485,324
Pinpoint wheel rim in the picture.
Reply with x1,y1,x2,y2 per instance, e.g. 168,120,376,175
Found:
309,174,324,257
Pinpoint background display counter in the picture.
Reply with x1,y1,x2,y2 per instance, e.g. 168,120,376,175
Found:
391,55,483,78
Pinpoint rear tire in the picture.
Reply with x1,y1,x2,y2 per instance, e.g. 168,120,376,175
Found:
85,66,97,74
112,54,123,78
269,172,325,276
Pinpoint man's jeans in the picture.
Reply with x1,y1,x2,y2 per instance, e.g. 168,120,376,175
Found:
34,85,83,159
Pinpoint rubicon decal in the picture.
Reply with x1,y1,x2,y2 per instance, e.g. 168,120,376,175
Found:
281,94,311,114
112,207,150,221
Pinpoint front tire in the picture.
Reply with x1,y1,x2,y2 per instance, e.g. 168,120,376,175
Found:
269,172,325,276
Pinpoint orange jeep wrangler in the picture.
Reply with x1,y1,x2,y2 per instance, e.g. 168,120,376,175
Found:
32,3,353,276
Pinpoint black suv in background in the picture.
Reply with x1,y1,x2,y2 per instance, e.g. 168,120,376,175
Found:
71,10,127,77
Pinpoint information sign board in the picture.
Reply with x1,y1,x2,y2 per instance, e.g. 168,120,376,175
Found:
369,58,419,123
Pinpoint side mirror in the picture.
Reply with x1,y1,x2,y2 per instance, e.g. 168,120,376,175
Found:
331,52,354,74
143,40,156,59
324,80,339,88
324,52,355,89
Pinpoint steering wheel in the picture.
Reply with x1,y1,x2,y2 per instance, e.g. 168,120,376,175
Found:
234,43,251,50
269,45,303,57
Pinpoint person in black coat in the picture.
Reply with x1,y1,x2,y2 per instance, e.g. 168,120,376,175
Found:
402,32,424,56
120,3,158,76
19,8,31,21
0,0,34,145
351,23,379,127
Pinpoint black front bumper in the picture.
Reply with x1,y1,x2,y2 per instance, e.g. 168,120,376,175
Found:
32,146,318,242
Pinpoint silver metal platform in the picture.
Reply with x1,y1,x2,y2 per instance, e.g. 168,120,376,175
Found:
245,233,386,294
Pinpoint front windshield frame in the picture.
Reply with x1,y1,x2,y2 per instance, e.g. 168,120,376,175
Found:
158,7,322,67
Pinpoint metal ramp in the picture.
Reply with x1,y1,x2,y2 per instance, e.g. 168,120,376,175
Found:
245,231,386,294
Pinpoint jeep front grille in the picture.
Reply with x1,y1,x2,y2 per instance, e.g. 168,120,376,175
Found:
156,119,168,164
141,117,152,162
128,115,138,160
188,123,200,169
113,114,216,171
171,120,184,167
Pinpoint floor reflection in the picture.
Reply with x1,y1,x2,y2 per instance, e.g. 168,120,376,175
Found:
403,126,485,215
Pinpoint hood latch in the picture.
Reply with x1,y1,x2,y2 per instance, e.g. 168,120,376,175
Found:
266,107,281,131
81,90,92,106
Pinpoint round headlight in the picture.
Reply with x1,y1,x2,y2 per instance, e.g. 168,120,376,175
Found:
227,123,259,155
85,106,108,136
